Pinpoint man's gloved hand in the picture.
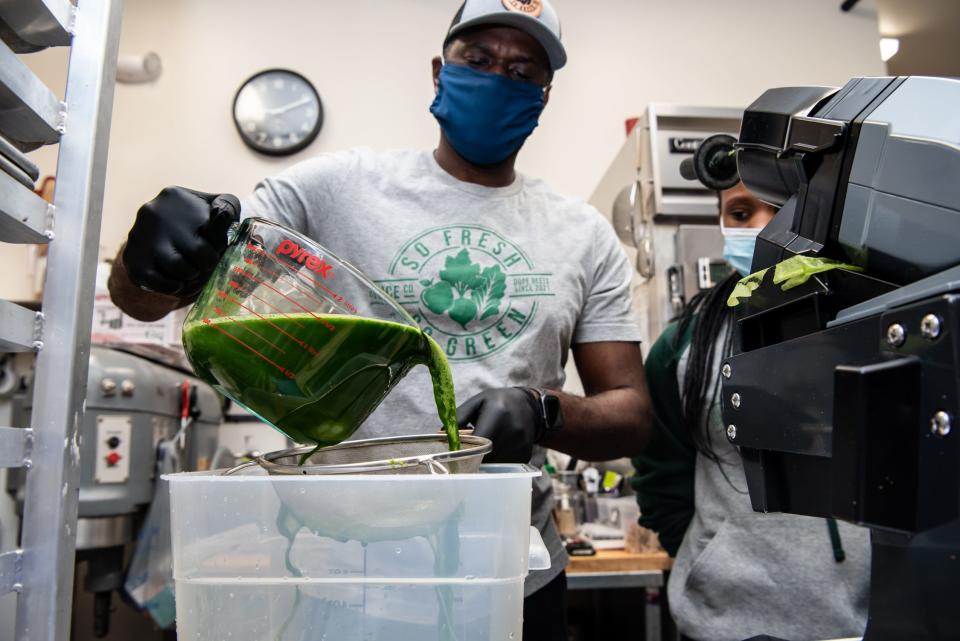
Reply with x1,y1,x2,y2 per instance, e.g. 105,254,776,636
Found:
122,187,240,298
456,388,542,463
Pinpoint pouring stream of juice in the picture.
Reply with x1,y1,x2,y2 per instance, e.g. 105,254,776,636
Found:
182,313,461,452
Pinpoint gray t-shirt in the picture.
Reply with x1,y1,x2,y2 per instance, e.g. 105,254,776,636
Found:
242,148,642,595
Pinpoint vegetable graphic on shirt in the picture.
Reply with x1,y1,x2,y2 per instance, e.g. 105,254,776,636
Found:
420,249,507,329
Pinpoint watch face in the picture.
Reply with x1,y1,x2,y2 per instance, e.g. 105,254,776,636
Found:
543,391,562,429
233,69,323,156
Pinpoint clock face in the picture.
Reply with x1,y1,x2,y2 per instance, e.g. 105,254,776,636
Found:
233,69,323,156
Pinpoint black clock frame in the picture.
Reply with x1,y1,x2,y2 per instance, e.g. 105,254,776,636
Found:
232,68,324,157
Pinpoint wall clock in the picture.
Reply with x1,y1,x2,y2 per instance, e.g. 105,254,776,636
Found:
233,68,323,156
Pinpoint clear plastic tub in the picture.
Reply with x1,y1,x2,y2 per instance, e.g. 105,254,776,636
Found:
167,465,549,641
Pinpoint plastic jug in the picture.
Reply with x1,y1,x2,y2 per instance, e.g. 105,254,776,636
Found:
182,217,436,447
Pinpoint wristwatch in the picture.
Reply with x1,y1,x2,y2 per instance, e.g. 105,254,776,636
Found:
533,388,564,443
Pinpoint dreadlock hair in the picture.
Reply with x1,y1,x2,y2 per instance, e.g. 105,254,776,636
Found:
673,271,740,461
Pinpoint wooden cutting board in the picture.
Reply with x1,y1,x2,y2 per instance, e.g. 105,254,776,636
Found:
566,549,673,573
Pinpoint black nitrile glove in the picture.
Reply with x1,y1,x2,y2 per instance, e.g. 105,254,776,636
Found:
457,387,542,463
122,187,240,297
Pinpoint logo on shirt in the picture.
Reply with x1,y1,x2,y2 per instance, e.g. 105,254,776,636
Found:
378,224,553,361
502,0,542,17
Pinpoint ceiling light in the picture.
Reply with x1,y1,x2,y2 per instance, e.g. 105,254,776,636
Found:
880,37,900,62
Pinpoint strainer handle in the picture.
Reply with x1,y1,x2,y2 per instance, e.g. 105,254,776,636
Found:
424,458,450,475
222,460,258,476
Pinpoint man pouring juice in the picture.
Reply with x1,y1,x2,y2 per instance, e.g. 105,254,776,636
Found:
109,2,652,638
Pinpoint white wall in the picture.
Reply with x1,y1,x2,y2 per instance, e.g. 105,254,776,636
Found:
6,0,883,284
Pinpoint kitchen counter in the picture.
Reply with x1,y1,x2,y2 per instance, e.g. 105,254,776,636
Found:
567,548,672,574
566,549,672,641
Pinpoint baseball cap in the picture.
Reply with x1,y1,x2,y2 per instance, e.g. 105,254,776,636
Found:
445,0,567,71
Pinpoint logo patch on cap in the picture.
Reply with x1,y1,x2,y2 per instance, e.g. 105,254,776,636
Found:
502,0,542,18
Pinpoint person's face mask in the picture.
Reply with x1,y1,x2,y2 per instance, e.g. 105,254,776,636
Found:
430,63,546,166
722,225,761,277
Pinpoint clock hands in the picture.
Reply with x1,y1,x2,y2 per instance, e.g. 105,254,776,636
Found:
235,71,323,154
264,96,313,117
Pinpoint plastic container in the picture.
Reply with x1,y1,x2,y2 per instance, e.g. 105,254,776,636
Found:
167,465,549,641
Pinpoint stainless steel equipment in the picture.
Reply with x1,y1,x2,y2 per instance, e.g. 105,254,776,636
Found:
8,347,222,636
82,348,221,538
590,105,741,346
720,76,960,640
665,225,729,320
612,179,654,278
640,105,743,220
0,4,123,641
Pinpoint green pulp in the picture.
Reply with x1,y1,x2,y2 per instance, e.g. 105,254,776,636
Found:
183,313,460,451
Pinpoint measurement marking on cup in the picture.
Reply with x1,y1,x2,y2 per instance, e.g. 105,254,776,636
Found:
291,266,359,314
250,260,350,323
212,302,287,353
246,245,358,314
217,290,318,356
233,267,337,333
271,275,340,322
243,250,347,317
227,280,306,329
201,318,296,379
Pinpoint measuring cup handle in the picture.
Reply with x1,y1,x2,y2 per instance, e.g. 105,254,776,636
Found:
225,221,242,245
198,195,240,249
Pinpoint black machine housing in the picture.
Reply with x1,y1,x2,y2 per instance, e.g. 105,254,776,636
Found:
721,76,960,640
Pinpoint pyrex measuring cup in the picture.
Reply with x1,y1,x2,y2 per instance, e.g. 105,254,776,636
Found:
182,217,428,447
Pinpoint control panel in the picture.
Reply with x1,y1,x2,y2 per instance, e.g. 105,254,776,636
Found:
94,414,132,484
698,257,732,290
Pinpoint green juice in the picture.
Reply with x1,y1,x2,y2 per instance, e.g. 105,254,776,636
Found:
182,313,460,451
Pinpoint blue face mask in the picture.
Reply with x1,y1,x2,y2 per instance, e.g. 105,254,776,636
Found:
430,63,546,166
722,226,761,277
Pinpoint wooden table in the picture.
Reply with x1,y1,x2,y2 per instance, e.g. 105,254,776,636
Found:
566,549,673,641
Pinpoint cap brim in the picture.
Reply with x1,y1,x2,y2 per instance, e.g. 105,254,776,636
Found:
447,13,567,71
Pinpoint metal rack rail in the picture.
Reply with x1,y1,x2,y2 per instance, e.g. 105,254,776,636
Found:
0,1,122,640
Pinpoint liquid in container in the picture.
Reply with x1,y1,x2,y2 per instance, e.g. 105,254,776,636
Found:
167,465,550,641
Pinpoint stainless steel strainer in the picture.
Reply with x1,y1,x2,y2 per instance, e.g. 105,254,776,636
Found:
224,434,491,476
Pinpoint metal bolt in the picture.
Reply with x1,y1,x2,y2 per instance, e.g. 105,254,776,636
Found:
931,411,952,437
731,393,741,409
120,379,135,395
726,424,737,440
100,378,117,395
886,323,906,347
32,340,43,351
920,314,942,340
722,363,732,379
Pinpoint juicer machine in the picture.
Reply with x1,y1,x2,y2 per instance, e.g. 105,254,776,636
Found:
719,76,960,640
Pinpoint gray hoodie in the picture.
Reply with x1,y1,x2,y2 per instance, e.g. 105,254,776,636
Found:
634,322,871,641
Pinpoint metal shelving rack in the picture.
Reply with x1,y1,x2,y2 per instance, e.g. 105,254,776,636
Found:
0,2,122,641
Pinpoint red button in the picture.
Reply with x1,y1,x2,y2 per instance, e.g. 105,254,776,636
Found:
105,452,122,467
